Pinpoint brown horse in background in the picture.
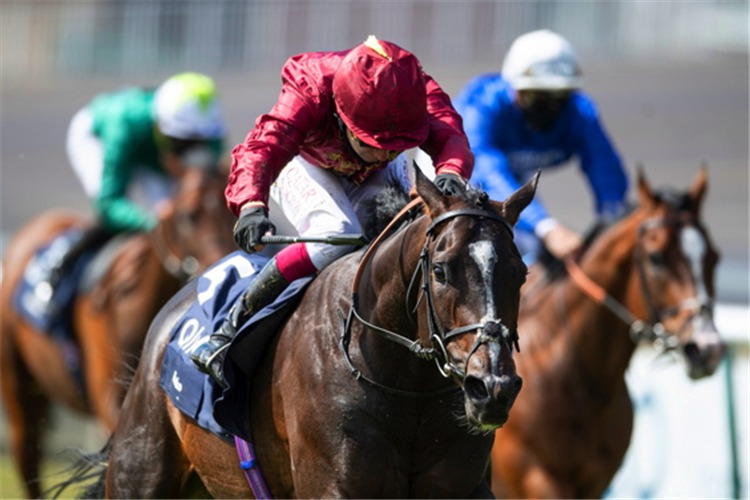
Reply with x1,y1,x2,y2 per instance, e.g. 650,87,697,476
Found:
490,166,725,499
0,166,236,498
101,168,538,498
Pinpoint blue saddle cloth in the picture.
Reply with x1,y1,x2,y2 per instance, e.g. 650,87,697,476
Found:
13,229,89,335
159,251,313,442
12,229,97,392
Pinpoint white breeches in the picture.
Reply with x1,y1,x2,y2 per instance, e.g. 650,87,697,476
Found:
268,154,410,271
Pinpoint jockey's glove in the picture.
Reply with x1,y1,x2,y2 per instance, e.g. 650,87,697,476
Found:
233,206,276,254
434,173,468,197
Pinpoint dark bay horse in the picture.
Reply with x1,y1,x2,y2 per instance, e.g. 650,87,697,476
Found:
490,167,726,499
103,168,538,498
0,166,236,498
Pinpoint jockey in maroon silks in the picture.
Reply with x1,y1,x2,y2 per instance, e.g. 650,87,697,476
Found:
192,36,474,387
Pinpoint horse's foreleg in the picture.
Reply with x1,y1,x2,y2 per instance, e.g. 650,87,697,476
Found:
75,300,122,432
0,322,49,499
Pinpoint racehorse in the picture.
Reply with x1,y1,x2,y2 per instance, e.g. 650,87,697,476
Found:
490,166,726,499
0,165,236,498
102,168,538,498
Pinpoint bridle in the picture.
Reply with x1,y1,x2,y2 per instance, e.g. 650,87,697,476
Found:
151,215,201,281
339,198,520,397
148,172,220,281
565,212,712,352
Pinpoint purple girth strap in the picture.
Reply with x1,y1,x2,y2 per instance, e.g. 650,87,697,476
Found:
234,436,273,499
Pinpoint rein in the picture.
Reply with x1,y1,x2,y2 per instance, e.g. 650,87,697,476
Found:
563,214,710,352
339,197,518,397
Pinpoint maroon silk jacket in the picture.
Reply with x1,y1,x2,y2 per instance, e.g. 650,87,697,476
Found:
225,49,474,215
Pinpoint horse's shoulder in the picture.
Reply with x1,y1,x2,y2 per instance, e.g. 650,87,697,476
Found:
142,278,199,371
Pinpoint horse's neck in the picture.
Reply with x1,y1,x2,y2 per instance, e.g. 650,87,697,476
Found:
355,216,437,389
367,217,426,335
555,216,644,390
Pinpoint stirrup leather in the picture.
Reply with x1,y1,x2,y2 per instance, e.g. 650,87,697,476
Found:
203,343,230,368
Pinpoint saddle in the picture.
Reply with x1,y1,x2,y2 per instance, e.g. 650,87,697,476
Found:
12,228,131,396
13,228,129,335
160,251,313,442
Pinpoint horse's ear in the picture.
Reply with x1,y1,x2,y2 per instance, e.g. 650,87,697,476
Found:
688,163,708,215
500,170,540,226
414,162,449,215
636,164,656,209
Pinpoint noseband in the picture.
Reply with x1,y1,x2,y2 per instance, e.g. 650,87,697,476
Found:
339,199,519,397
565,213,712,353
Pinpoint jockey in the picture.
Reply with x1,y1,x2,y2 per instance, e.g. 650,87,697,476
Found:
191,36,474,387
454,29,628,262
45,72,227,298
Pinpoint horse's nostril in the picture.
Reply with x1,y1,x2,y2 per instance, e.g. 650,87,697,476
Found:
495,375,523,399
464,375,490,403
683,342,701,363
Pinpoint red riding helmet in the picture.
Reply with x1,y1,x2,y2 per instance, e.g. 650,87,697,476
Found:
333,36,429,151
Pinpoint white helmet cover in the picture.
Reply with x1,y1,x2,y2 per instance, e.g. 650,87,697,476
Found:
154,72,226,140
502,30,583,91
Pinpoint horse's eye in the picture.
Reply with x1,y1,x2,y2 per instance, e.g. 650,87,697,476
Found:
648,252,665,267
432,264,447,284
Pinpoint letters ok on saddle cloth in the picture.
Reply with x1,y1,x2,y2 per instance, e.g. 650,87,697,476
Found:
161,251,315,442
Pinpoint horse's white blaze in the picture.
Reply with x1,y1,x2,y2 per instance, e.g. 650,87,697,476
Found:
680,226,708,304
470,240,497,322
680,225,720,345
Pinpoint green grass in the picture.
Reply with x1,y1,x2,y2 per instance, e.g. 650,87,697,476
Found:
0,454,98,499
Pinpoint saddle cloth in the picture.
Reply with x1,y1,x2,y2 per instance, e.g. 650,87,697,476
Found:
14,228,88,336
159,251,313,442
12,229,127,398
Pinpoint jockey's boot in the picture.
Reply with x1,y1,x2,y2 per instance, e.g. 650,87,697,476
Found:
43,225,113,317
47,225,113,291
190,256,289,388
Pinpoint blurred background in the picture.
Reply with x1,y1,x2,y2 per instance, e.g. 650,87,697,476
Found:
1,1,748,498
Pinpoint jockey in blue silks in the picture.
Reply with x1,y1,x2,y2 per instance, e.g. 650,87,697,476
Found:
453,29,628,263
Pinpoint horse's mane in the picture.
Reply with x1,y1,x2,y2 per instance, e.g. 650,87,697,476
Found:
360,182,412,241
536,202,638,281
537,185,693,281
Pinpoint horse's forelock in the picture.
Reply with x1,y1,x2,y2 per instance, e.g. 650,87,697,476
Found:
460,185,490,207
654,188,692,212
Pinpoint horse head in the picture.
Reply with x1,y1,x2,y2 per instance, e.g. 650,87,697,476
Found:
152,165,237,278
630,165,725,379
410,167,538,429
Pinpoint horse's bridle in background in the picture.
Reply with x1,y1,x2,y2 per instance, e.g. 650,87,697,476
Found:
151,220,200,280
339,198,520,397
564,213,712,353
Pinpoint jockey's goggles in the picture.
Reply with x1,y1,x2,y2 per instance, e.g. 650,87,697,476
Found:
517,89,572,108
158,133,218,168
348,129,402,162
